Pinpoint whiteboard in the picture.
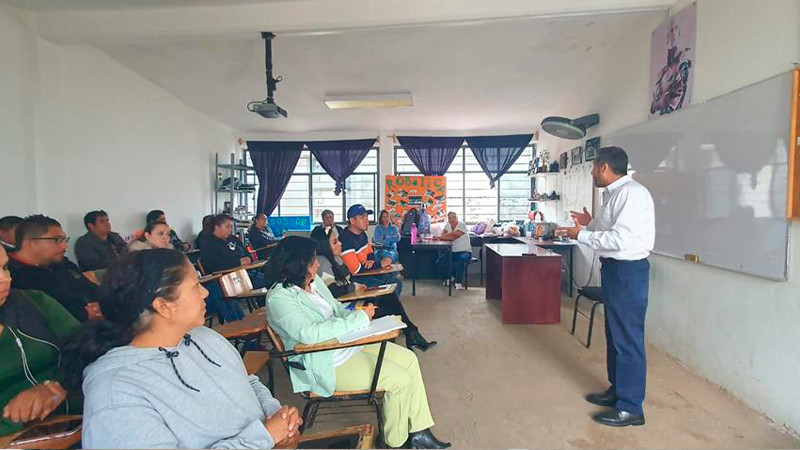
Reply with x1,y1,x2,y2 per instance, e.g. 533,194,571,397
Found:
606,72,792,280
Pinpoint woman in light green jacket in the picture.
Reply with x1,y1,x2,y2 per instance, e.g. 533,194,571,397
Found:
264,236,450,449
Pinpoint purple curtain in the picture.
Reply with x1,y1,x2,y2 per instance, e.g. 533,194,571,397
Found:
466,134,533,188
307,138,376,195
397,136,464,175
247,141,304,215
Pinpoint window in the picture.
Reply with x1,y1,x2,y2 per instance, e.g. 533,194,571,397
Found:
272,149,379,221
394,145,533,223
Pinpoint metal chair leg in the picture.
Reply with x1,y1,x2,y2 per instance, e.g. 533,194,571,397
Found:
372,397,384,448
266,358,275,394
301,399,320,432
571,294,582,335
587,301,602,349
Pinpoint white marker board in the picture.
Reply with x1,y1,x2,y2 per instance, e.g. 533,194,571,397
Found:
607,71,792,280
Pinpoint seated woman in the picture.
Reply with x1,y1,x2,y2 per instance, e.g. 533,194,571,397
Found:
248,213,278,261
63,249,302,449
265,237,450,449
373,210,401,263
312,229,436,352
1,245,81,437
194,214,214,250
128,221,172,252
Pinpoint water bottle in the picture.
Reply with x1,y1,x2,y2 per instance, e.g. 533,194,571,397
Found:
410,223,418,245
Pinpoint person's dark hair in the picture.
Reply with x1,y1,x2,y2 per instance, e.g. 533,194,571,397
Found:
378,210,390,226
16,215,62,245
263,236,317,289
212,214,233,229
62,249,189,391
146,210,165,224
251,213,266,228
310,229,350,283
200,215,214,235
0,216,23,232
83,210,108,229
139,221,169,242
595,146,629,176
321,209,334,221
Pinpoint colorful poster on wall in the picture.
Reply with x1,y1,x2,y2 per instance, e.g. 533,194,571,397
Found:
384,175,447,225
649,2,696,117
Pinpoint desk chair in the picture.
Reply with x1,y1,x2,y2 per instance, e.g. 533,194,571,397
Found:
265,323,396,446
0,415,82,449
275,424,374,450
571,286,604,348
462,249,483,289
196,258,207,276
219,269,266,312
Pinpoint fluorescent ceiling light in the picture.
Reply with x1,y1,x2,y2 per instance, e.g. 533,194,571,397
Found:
324,93,413,109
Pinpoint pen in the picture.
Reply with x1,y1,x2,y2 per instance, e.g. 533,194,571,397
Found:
355,305,378,310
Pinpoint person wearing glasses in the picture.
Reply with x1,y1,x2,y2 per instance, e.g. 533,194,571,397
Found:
8,215,98,322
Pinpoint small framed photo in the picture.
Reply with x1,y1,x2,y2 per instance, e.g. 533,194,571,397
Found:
571,146,582,166
559,152,568,170
585,137,601,161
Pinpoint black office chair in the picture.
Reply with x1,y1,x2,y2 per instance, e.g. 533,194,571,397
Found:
571,286,604,348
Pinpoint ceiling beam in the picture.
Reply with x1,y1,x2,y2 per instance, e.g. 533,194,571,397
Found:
35,0,674,44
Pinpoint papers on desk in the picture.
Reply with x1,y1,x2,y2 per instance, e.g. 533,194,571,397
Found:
338,315,407,344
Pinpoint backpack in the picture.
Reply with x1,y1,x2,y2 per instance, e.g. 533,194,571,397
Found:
418,210,431,235
400,209,421,236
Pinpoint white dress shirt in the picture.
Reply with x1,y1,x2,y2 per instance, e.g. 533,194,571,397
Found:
577,175,655,261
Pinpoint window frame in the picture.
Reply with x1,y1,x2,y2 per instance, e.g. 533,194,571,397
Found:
274,147,380,223
393,144,534,223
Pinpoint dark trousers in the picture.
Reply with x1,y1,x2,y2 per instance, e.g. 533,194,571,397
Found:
600,257,650,416
436,251,472,283
364,293,418,334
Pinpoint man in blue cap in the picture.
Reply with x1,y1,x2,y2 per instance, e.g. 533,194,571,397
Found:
338,204,403,295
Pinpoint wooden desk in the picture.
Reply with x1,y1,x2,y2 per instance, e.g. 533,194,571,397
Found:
199,260,269,284
338,284,397,302
485,243,563,324
0,415,82,449
351,263,403,278
513,236,578,296
275,424,374,450
293,329,400,354
411,239,452,296
214,308,267,339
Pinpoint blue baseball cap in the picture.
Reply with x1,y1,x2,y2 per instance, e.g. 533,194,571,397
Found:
347,204,373,219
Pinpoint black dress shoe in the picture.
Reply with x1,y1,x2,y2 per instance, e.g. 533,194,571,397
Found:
406,429,451,449
592,408,645,427
585,388,616,407
405,330,438,352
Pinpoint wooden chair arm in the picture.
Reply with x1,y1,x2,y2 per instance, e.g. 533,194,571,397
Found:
286,329,400,356
274,424,374,449
337,284,397,302
351,263,403,278
229,287,269,299
0,415,82,449
214,309,268,339
252,241,280,252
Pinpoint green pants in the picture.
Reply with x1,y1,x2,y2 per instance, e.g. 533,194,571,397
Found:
335,342,434,447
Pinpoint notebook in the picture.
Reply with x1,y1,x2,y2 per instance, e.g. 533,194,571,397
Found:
338,315,407,343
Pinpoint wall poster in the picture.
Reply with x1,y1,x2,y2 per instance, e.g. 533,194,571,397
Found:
384,175,447,225
650,2,696,117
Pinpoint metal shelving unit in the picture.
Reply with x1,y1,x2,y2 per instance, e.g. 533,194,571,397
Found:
214,153,257,232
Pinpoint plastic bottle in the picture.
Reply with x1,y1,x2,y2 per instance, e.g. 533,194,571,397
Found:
410,223,418,245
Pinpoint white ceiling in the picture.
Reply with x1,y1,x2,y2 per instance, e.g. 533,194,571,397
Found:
95,11,664,135
3,0,299,11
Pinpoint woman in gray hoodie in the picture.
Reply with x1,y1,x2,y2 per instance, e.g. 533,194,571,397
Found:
64,248,301,449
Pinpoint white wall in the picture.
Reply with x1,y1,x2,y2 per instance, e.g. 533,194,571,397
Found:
33,40,236,248
545,0,800,432
0,4,38,215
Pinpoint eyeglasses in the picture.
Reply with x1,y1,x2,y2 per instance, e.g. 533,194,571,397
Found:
32,236,70,244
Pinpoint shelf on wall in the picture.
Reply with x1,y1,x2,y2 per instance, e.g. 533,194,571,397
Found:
529,199,560,203
529,172,561,178
218,164,255,171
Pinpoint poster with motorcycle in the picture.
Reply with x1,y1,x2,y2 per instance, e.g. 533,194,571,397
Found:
384,175,447,226
649,2,696,117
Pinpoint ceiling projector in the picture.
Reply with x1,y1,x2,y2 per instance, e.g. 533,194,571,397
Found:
540,114,600,140
247,32,287,119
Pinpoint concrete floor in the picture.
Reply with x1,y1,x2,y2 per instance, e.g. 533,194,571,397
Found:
262,281,800,449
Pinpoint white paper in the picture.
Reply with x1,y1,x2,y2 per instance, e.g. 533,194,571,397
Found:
338,315,407,344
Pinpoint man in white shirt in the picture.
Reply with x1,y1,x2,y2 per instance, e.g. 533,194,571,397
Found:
434,212,472,290
558,146,655,427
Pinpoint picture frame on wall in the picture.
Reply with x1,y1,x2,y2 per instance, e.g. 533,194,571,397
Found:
571,146,582,166
559,152,568,171
585,137,600,161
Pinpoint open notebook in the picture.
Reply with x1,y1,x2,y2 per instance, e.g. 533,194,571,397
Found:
338,315,407,344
